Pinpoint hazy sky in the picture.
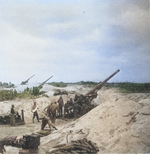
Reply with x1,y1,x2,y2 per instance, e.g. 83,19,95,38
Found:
0,0,149,84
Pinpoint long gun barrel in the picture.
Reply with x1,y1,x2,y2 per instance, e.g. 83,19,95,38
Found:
85,69,120,96
38,75,53,89
21,74,35,85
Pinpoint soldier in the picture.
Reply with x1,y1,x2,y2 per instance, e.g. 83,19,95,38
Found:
41,102,58,130
69,98,73,106
64,101,69,117
80,103,87,116
74,94,79,102
10,104,16,126
74,94,83,114
68,98,74,114
31,102,40,123
47,102,58,123
15,111,21,123
64,98,74,118
41,117,51,130
57,96,64,118
41,103,52,130
73,102,81,119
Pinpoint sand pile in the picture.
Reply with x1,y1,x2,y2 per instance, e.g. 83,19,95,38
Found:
40,88,150,153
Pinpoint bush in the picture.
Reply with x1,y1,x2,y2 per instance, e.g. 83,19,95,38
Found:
32,87,40,96
50,82,67,87
0,90,16,101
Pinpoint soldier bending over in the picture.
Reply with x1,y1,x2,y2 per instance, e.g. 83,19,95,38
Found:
41,102,58,130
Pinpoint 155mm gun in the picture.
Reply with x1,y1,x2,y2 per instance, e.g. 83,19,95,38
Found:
85,69,120,99
64,69,120,118
21,74,35,85
38,76,53,89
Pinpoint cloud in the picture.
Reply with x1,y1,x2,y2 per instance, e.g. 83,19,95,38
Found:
107,1,149,45
0,0,149,84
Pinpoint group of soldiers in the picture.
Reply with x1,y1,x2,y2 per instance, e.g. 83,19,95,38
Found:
31,94,92,130
31,96,64,130
64,94,94,118
10,94,93,130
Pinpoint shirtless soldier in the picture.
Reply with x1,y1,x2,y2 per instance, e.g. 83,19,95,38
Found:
49,102,58,123
41,102,58,130
31,102,40,123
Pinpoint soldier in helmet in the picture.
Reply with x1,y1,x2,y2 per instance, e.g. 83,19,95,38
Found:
57,96,64,118
10,104,16,126
73,102,81,119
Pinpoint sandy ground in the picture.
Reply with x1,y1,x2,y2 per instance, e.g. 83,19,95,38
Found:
0,84,150,153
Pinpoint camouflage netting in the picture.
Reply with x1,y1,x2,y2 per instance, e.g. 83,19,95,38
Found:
46,138,99,154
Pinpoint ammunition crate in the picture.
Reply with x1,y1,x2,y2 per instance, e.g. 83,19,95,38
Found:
22,134,40,149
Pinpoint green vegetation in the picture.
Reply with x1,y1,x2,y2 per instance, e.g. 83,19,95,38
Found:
77,81,150,93
80,81,150,93
49,82,67,87
78,81,98,85
0,86,47,101
115,82,150,93
32,87,40,96
0,90,17,101
104,82,150,93
0,82,15,88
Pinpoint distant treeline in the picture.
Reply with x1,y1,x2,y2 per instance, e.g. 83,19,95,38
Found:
49,81,150,93
65,81,150,93
111,82,150,93
0,82,15,88
78,81,150,93
76,81,98,85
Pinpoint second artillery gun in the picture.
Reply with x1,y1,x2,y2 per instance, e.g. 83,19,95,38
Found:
21,74,35,85
38,76,53,89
